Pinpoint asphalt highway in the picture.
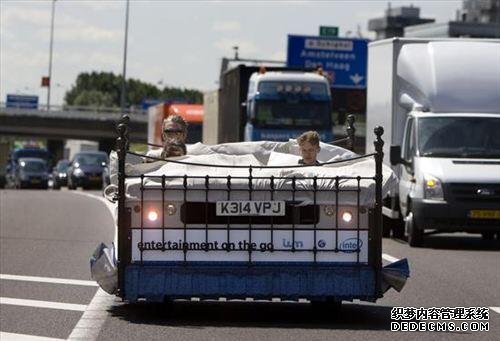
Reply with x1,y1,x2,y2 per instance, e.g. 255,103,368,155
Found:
0,189,498,340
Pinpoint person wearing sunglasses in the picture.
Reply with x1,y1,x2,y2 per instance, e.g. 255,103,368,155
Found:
145,114,188,162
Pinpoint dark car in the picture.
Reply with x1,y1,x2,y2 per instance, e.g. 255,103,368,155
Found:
6,148,51,188
67,151,109,190
52,159,70,189
14,157,49,189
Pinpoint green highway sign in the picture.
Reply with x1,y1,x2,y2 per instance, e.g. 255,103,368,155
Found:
319,26,339,37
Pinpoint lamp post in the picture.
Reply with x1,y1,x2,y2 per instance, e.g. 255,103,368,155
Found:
47,0,56,110
120,0,130,113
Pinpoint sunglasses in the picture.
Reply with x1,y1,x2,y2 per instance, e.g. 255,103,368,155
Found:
163,129,184,134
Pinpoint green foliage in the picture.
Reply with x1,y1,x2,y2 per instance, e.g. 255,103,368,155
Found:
73,90,115,107
64,71,203,107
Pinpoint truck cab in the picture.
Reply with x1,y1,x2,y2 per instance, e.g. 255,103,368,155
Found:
244,70,333,142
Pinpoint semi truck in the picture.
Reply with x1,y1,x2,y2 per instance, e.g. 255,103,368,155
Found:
366,38,500,246
212,65,334,143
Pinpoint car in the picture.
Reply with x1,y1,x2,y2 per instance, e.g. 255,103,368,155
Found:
14,157,49,189
52,159,70,189
5,148,51,189
67,151,109,190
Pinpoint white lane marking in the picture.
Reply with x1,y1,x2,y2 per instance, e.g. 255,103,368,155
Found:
382,253,400,263
0,297,87,312
0,332,65,341
491,307,500,314
67,288,116,341
0,274,97,287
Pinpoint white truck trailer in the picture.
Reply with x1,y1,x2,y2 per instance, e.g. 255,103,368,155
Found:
366,38,500,246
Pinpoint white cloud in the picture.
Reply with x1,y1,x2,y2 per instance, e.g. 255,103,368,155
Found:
270,50,286,61
76,1,123,11
212,20,241,32
62,51,122,68
55,26,122,43
2,50,47,68
213,38,259,56
1,7,50,27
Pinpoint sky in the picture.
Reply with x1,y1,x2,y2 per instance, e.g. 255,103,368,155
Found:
0,0,462,106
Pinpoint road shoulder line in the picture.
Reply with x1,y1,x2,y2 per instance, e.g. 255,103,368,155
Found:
382,253,400,263
67,288,116,341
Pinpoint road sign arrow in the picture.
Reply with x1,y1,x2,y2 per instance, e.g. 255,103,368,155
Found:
350,73,364,85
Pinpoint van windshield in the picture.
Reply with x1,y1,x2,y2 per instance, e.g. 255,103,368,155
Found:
418,117,500,158
21,161,46,172
75,154,108,166
14,149,49,161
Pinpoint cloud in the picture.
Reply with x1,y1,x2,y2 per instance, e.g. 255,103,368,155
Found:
212,20,241,32
213,38,259,55
270,50,286,62
76,1,122,11
2,5,122,44
1,7,51,27
1,50,47,68
55,26,122,43
62,51,122,68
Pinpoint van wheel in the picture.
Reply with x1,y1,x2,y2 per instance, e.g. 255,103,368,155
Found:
481,232,495,240
392,217,405,239
406,211,423,247
382,216,391,238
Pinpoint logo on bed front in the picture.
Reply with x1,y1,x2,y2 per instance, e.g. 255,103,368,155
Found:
339,238,363,253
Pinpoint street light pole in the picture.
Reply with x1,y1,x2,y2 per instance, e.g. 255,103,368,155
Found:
120,0,130,113
47,0,56,110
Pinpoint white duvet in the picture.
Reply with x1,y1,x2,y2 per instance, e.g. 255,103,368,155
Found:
109,140,396,207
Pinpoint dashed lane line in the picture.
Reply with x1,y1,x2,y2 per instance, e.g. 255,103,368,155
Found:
0,274,98,287
0,297,87,312
0,332,65,341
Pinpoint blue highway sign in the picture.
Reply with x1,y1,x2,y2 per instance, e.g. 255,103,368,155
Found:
6,94,39,109
287,35,369,89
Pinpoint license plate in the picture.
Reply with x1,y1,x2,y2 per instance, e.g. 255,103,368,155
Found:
31,178,41,184
216,201,285,216
90,176,101,181
469,210,500,219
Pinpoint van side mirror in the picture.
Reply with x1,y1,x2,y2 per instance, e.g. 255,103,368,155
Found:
390,145,403,166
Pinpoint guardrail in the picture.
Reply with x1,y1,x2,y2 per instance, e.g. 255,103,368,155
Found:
0,102,147,115
0,102,148,122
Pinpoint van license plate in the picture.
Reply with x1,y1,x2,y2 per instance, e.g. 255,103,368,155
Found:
216,201,285,216
469,210,500,219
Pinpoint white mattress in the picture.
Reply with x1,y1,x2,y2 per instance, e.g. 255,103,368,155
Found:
110,140,396,207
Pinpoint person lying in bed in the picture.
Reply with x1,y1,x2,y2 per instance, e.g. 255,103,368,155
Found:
297,131,321,166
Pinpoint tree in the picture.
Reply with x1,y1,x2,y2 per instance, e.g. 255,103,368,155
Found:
72,90,115,107
64,71,203,107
